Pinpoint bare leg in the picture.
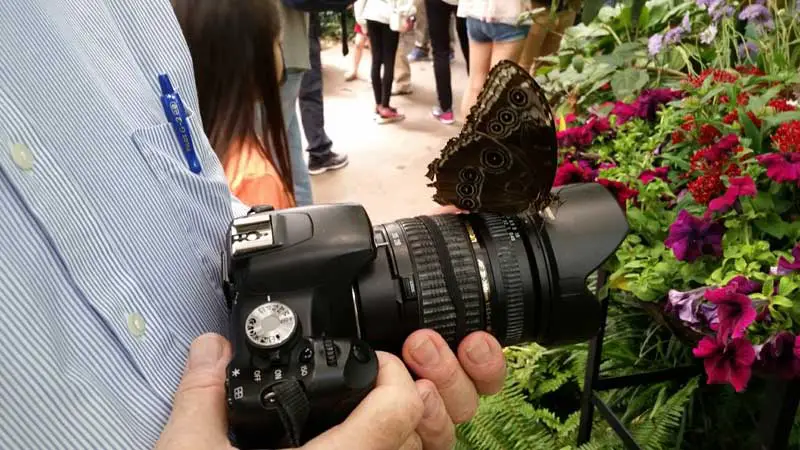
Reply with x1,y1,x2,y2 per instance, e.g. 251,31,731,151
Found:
346,34,367,81
489,39,526,69
460,39,492,118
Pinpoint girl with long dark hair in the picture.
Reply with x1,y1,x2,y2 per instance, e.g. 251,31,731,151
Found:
171,0,295,208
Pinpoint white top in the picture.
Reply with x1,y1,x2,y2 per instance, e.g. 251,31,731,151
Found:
457,0,532,25
354,0,416,25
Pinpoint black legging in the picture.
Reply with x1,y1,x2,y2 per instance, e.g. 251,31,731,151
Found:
366,20,399,108
426,0,469,112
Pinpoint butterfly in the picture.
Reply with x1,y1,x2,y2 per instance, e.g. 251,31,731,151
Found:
426,60,558,215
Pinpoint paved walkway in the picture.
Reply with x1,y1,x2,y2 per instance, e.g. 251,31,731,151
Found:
307,39,470,224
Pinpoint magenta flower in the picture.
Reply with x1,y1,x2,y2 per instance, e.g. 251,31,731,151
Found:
557,126,594,149
587,115,611,134
667,287,709,325
612,102,638,125
726,275,761,295
771,243,800,275
598,179,639,209
708,176,757,213
756,153,800,186
693,336,756,392
553,161,592,186
664,210,724,262
759,332,800,379
705,286,757,340
639,167,670,184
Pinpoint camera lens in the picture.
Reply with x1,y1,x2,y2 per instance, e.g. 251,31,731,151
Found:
354,183,629,353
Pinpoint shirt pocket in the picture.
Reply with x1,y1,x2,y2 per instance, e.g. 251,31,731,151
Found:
130,113,233,323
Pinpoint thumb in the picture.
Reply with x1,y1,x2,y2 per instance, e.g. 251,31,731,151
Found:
155,333,233,450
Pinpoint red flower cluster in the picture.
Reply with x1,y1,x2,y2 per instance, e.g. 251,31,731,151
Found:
722,110,762,128
769,98,796,112
771,120,800,153
687,69,738,88
735,65,766,76
671,115,696,144
698,124,722,145
719,92,750,106
688,134,742,204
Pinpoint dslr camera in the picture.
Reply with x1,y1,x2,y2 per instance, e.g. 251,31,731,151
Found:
221,183,628,449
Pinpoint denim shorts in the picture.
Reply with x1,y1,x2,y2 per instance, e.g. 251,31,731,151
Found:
466,17,530,43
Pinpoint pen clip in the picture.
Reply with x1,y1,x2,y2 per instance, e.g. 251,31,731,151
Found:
158,74,202,174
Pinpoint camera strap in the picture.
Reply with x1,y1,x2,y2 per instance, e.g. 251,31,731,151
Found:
271,380,311,446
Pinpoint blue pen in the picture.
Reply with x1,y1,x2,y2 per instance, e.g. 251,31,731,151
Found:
158,74,202,174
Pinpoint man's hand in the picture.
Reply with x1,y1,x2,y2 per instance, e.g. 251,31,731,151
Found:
156,332,505,450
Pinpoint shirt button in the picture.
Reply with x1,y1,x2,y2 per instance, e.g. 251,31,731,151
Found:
9,142,34,171
127,313,147,338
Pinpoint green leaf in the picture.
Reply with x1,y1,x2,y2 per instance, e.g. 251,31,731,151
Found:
739,109,762,153
779,277,798,297
581,0,606,24
611,68,650,100
748,85,783,113
764,111,800,129
772,295,794,308
755,214,789,238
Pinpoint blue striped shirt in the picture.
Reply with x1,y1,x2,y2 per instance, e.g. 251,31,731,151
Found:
0,1,249,448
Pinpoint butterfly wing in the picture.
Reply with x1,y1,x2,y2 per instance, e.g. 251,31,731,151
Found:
426,60,557,214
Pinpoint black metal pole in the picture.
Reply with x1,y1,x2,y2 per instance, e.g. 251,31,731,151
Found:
577,270,609,444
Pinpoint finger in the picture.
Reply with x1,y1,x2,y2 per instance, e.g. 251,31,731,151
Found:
307,352,424,450
414,380,455,450
155,333,232,450
402,330,478,423
398,433,423,450
457,332,506,395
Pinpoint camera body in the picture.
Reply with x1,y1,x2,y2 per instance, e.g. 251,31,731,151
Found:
222,205,380,449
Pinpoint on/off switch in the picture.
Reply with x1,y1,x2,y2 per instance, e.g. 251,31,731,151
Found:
323,339,338,367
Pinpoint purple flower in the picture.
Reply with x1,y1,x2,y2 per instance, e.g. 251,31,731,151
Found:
664,26,685,45
700,24,718,44
726,275,762,295
739,3,775,30
665,210,725,262
771,243,800,275
738,41,759,61
648,34,664,56
708,176,757,214
681,13,691,31
667,287,709,325
759,332,800,379
706,286,757,340
700,303,720,327
710,0,735,21
756,153,800,186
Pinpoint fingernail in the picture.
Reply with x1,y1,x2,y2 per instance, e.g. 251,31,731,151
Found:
410,336,441,367
188,334,224,370
421,389,438,419
466,337,492,365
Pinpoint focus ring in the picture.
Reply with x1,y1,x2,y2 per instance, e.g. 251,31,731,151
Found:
397,218,457,342
481,215,525,343
427,214,484,337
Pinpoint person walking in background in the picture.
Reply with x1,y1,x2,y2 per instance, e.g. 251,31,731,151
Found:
299,13,350,175
354,0,416,124
392,27,415,96
407,0,431,61
277,3,315,205
174,0,295,209
458,0,532,117
427,0,468,124
518,0,580,74
345,19,370,81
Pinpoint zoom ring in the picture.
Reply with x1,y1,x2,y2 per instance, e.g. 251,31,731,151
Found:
428,214,484,336
482,215,525,343
397,218,458,342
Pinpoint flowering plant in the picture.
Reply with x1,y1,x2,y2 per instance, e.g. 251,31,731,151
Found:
556,66,800,392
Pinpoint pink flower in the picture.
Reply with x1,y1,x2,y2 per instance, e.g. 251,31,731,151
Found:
756,153,800,186
557,126,593,149
664,210,724,262
759,332,800,380
708,176,757,214
726,275,761,295
693,336,756,392
705,286,756,340
612,102,638,125
587,115,611,134
639,167,670,184
598,179,638,209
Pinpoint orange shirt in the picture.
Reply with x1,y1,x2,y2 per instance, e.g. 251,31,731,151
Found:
223,141,295,209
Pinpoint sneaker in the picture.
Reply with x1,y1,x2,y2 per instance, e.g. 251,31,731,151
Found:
432,106,455,125
407,46,429,62
308,152,349,175
375,106,405,124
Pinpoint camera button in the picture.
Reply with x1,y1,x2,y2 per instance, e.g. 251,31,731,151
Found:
299,346,313,363
352,343,370,364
